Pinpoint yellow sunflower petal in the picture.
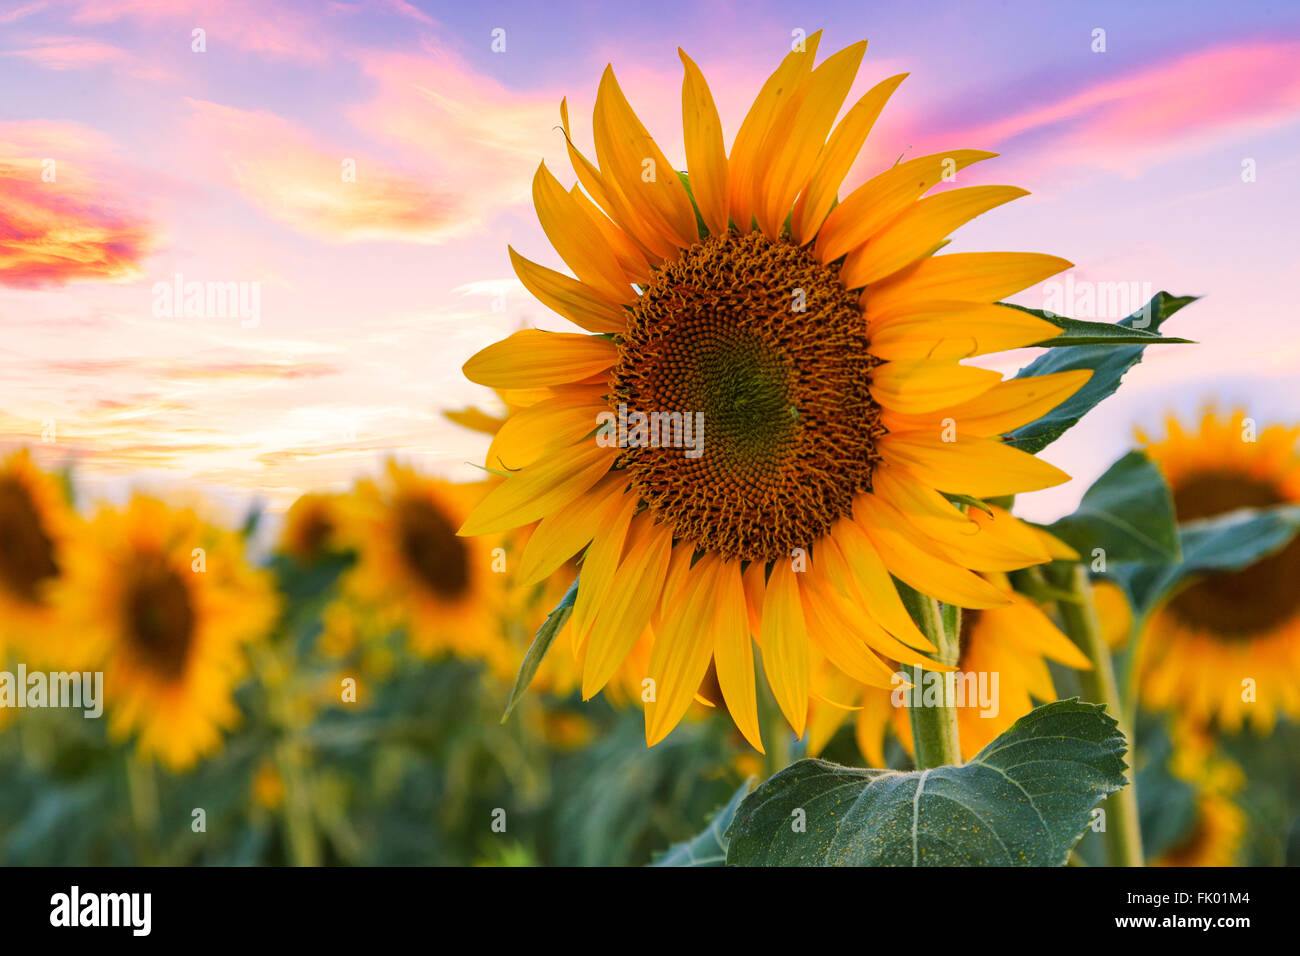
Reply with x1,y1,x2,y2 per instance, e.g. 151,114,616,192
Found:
756,39,867,238
571,490,639,651
791,72,908,244
881,370,1093,438
878,432,1071,497
679,49,730,237
867,301,1061,361
646,555,726,745
728,31,822,231
855,494,1014,609
872,468,1048,570
559,97,666,263
582,514,674,697
516,470,629,586
817,149,998,264
533,161,635,302
861,251,1073,315
760,561,810,737
869,358,1003,415
463,329,617,388
712,558,764,753
841,185,1029,287
486,389,605,471
855,690,896,768
997,598,1093,671
828,516,936,652
569,184,652,284
802,577,909,685
458,441,616,535
594,66,700,251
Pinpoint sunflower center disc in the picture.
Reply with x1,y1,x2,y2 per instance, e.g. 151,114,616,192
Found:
0,477,59,602
1166,471,1300,637
294,507,334,562
613,231,882,562
396,497,471,600
125,556,196,680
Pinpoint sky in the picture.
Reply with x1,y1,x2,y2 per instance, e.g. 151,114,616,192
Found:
2,0,1298,526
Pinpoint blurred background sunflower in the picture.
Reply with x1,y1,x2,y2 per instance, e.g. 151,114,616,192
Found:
336,460,512,675
54,495,278,770
1136,410,1300,732
0,449,79,666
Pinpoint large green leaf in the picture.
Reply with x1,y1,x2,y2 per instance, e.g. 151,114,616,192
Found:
726,700,1127,866
1005,292,1197,454
500,576,578,721
1048,450,1180,564
1108,503,1300,618
1004,302,1195,347
650,778,755,867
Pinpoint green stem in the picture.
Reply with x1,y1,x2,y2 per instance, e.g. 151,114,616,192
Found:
756,661,792,777
277,737,320,867
125,755,160,865
899,587,962,769
1051,562,1144,867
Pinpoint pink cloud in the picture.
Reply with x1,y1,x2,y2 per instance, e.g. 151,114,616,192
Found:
0,121,155,287
935,39,1300,180
184,99,466,243
2,36,172,79
0,2,48,25
347,44,569,214
64,0,439,62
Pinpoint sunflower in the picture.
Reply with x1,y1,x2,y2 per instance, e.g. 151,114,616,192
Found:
1151,718,1247,866
1136,409,1300,732
460,33,1092,750
1151,790,1246,867
278,492,345,564
54,495,277,770
808,571,1091,762
339,460,511,673
0,449,79,665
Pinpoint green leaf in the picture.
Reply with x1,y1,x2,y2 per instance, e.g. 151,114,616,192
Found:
1005,292,1197,455
676,170,710,240
1048,450,1180,564
1004,302,1195,347
726,699,1127,866
1109,503,1300,618
942,492,994,517
500,576,578,721
650,777,756,866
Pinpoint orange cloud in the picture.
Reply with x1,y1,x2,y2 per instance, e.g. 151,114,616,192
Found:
184,99,468,243
0,122,154,287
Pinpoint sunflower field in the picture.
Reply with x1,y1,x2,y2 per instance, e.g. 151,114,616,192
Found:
3,17,1299,882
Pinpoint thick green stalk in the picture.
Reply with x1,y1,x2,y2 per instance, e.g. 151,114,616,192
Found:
1051,562,1144,867
277,737,321,867
125,755,160,865
756,659,792,777
899,587,962,769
